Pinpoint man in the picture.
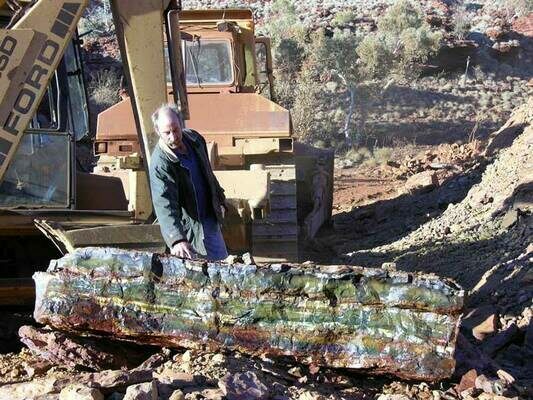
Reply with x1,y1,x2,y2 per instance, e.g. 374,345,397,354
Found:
149,104,228,261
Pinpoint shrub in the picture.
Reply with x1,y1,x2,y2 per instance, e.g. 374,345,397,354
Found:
270,37,306,112
487,0,533,21
88,70,121,110
472,65,486,81
373,147,393,165
332,10,357,27
345,146,372,163
263,0,306,45
314,139,327,149
453,5,471,39
263,0,443,147
291,69,323,141
357,0,441,81
265,0,307,111
362,158,378,168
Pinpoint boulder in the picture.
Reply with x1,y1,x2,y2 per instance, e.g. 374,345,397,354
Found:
219,372,269,400
0,368,153,400
123,381,157,400
169,390,185,400
402,171,439,194
59,385,104,400
18,325,137,370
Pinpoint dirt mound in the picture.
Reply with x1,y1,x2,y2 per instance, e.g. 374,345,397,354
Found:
345,98,531,288
341,100,532,393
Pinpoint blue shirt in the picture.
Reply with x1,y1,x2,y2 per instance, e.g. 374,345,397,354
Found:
174,140,228,261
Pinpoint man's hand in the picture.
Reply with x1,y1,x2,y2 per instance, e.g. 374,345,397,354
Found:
171,241,196,259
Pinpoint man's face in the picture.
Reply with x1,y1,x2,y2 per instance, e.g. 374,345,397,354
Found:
156,111,182,149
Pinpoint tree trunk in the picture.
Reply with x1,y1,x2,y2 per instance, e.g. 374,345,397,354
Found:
343,87,356,143
33,247,465,381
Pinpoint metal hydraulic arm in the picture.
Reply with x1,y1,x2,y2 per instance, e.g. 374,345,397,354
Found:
110,0,188,165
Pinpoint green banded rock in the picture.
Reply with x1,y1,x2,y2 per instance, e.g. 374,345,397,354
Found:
33,247,464,381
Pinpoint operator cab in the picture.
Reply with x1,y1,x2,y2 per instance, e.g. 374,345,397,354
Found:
0,35,89,209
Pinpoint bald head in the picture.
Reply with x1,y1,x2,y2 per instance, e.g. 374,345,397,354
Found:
152,104,183,149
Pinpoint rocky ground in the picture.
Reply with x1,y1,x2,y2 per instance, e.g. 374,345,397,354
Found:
326,100,533,397
0,101,530,400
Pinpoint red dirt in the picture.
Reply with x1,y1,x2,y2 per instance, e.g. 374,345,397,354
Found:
333,168,398,213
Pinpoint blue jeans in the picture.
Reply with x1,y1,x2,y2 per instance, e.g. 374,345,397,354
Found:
201,219,228,261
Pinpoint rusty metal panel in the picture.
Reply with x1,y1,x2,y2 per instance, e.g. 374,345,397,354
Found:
34,247,464,381
95,93,291,150
187,93,291,145
95,99,139,143
233,137,293,154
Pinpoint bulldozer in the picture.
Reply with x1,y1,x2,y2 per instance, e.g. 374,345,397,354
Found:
93,8,334,262
0,1,333,305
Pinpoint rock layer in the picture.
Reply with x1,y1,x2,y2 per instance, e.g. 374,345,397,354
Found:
18,325,156,371
33,247,464,381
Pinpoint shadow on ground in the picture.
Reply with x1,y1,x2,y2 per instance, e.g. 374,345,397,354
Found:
305,161,486,263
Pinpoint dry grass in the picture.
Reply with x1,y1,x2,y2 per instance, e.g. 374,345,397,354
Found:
345,146,372,164
373,147,393,165
452,5,470,39
89,70,121,109
345,146,394,167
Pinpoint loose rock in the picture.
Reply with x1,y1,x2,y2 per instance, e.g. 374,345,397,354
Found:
402,171,439,194
218,371,269,400
59,384,104,400
472,314,498,340
123,381,157,400
169,389,185,400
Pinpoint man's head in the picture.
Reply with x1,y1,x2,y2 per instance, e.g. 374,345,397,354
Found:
152,104,184,149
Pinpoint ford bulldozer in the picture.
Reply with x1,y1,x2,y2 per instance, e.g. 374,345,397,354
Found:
0,1,333,305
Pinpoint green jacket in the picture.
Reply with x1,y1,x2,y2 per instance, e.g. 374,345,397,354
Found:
149,129,226,254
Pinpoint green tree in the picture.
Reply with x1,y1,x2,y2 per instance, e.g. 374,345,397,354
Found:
357,0,441,83
267,0,441,145
261,0,307,110
298,30,363,142
317,0,441,144
263,0,306,45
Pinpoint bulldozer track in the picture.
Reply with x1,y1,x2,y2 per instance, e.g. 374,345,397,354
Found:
252,163,299,262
